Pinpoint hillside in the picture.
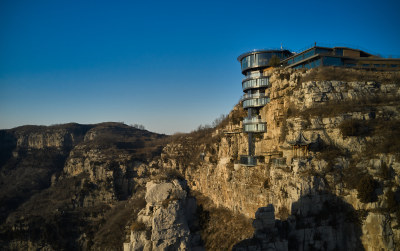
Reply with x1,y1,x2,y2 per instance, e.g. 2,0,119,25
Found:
1,67,400,250
0,122,168,250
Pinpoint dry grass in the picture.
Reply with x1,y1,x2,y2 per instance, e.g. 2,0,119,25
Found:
193,191,253,250
301,66,400,84
288,94,400,120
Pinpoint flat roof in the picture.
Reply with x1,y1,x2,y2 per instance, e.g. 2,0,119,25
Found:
282,46,377,63
237,49,291,62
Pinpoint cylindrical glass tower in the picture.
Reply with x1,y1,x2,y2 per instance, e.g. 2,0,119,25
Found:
237,49,292,166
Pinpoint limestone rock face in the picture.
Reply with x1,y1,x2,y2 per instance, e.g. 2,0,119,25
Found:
12,124,91,150
0,122,166,250
161,68,400,250
124,179,203,251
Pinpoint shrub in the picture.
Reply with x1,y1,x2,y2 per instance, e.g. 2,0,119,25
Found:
263,179,270,189
193,191,253,250
339,119,371,137
162,197,178,209
380,162,392,179
276,206,289,220
130,221,146,231
301,66,400,83
386,190,396,210
270,55,281,67
356,175,378,203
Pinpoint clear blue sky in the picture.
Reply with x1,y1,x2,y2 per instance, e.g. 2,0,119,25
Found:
1,0,399,134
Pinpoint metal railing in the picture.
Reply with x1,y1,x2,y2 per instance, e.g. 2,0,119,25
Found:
242,93,266,100
242,97,270,108
242,77,269,90
243,123,266,133
243,117,264,124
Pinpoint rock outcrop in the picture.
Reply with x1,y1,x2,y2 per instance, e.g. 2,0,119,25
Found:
124,179,203,250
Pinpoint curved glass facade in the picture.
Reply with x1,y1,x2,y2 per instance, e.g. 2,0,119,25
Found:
241,53,271,71
239,50,292,72
242,77,269,91
243,97,270,108
243,123,266,133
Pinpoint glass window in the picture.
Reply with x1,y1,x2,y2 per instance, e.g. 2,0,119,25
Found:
323,57,342,66
242,56,249,70
257,53,271,66
247,71,261,78
303,49,315,60
334,48,343,56
316,48,333,55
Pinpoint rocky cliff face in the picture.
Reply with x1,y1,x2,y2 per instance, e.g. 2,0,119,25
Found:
161,68,400,250
0,122,167,250
124,179,202,250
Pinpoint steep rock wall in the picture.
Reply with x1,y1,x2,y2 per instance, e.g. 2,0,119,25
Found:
161,68,400,250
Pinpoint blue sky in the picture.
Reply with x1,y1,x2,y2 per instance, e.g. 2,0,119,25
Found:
1,0,399,134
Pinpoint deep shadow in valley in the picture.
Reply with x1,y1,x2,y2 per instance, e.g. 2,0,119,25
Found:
233,191,365,251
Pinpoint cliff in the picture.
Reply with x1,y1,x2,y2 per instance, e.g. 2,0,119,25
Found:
0,68,399,251
0,122,168,250
160,67,400,250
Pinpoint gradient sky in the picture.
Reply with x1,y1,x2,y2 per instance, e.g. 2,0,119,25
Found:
1,0,399,134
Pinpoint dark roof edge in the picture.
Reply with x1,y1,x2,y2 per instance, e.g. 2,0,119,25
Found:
237,49,291,62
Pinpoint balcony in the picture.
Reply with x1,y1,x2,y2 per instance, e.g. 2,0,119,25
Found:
243,123,266,133
240,155,257,166
242,92,266,101
242,97,270,108
243,117,264,124
242,77,269,91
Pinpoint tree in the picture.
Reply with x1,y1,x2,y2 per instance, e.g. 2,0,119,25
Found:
269,55,281,67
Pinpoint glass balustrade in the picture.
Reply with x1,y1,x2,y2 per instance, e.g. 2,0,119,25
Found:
242,92,266,100
242,97,270,108
243,117,264,124
243,123,266,133
242,77,269,91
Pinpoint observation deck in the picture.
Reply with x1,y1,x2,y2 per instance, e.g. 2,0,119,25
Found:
237,49,293,74
242,77,269,91
242,96,270,108
243,117,266,133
